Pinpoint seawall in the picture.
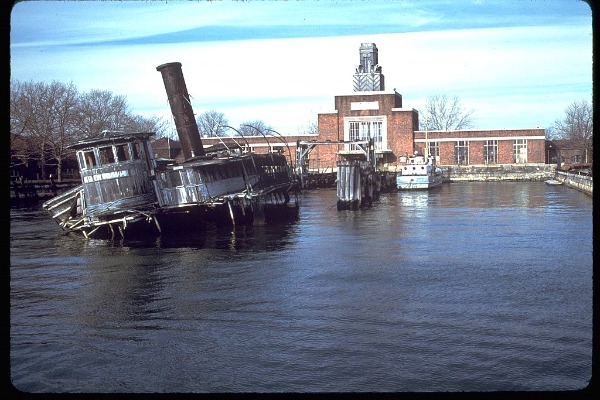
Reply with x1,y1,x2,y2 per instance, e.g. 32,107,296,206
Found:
555,171,593,196
439,164,592,196
441,163,555,182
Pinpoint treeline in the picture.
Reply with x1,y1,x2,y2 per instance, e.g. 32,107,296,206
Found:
10,79,318,182
10,79,170,181
547,100,593,151
195,110,317,138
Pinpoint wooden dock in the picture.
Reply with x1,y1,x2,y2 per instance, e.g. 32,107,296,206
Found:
10,178,80,202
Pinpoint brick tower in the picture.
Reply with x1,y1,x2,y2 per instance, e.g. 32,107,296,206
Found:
353,43,385,91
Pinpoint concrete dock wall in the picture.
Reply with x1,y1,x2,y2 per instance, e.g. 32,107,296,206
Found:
555,171,593,196
441,164,554,182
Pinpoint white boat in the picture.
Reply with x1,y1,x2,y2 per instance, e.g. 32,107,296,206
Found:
396,154,443,190
396,120,443,190
544,179,563,186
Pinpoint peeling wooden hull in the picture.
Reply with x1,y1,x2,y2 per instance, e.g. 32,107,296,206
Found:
153,183,299,233
43,62,300,240
43,157,300,239
44,192,299,240
43,185,84,227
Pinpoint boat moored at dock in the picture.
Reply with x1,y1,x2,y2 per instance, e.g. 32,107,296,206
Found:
544,179,563,186
396,153,443,190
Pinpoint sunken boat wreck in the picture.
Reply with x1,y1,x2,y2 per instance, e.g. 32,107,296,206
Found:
42,62,300,239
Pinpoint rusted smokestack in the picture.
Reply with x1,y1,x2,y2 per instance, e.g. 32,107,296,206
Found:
156,62,205,159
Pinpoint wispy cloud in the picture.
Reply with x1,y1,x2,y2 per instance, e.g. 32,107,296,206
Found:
10,0,592,133
12,0,590,46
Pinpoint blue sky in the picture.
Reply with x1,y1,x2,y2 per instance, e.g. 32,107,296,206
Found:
10,0,593,135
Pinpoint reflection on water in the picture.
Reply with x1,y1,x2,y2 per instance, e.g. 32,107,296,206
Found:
10,182,593,393
92,222,301,252
398,191,431,218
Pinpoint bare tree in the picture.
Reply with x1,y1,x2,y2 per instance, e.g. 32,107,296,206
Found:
421,94,475,131
552,100,593,162
9,80,79,180
297,119,318,135
10,79,29,137
544,125,557,139
11,79,166,180
125,114,172,138
10,80,37,170
14,81,53,179
45,81,79,181
239,120,271,136
74,89,131,138
197,110,229,137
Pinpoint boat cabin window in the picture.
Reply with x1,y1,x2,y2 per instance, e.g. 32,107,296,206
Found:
203,167,215,183
99,146,115,165
77,152,85,170
169,170,183,186
132,142,143,160
116,144,131,162
83,150,97,169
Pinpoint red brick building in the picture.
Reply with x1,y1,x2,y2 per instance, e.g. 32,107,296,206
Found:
305,90,546,172
196,43,548,172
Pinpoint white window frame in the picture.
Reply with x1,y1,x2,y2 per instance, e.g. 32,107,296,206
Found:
454,141,469,165
513,139,527,163
344,116,387,153
428,141,440,161
484,140,498,164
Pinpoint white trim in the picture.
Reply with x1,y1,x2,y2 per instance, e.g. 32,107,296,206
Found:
343,116,388,153
344,115,387,123
415,128,545,133
337,90,397,96
351,101,379,110
414,136,545,143
246,143,271,148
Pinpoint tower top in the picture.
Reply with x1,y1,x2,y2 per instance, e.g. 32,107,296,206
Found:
359,43,379,72
353,43,385,91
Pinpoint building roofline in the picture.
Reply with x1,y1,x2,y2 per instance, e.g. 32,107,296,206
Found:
391,108,418,112
336,90,399,97
415,127,545,133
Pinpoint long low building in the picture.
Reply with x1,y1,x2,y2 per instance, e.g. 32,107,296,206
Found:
314,90,546,172
199,42,547,174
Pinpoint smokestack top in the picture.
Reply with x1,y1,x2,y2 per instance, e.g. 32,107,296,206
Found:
156,62,182,72
157,61,205,158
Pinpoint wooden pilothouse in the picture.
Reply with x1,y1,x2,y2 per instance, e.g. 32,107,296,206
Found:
43,62,300,239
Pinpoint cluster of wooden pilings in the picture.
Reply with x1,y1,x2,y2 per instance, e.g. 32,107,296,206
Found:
302,172,337,189
336,160,380,210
